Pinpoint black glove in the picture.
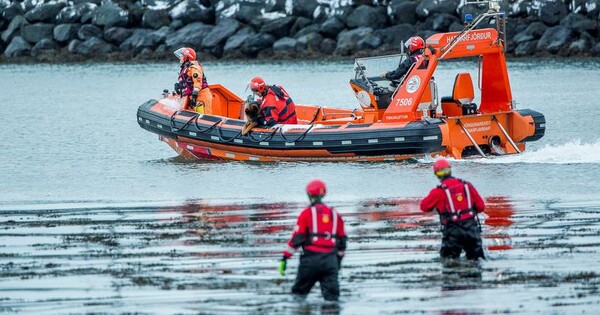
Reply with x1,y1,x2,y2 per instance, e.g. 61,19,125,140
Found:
337,255,343,269
190,91,198,107
174,83,182,95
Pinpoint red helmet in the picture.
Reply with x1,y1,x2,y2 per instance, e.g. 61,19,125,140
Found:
174,47,196,63
433,158,451,172
249,77,267,93
408,36,425,52
306,179,327,197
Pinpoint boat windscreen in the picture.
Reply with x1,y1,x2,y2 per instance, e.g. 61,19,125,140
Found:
354,54,406,79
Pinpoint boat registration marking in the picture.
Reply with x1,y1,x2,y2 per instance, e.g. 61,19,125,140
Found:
225,153,235,158
423,135,438,140
313,141,323,146
234,139,243,144
285,142,295,146
211,136,219,140
260,141,269,146
342,140,352,145
368,139,378,144
189,131,197,136
395,137,405,142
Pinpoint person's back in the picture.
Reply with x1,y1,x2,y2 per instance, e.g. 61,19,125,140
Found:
249,77,298,127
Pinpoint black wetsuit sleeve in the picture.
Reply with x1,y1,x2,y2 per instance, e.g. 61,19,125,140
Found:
385,58,413,80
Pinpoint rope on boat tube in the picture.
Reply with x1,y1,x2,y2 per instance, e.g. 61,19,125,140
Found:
246,127,280,143
216,121,243,142
194,115,222,133
169,111,198,132
278,124,314,143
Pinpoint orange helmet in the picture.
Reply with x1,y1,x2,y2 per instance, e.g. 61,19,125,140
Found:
306,179,327,197
249,77,267,93
408,36,425,52
174,47,196,63
433,158,451,178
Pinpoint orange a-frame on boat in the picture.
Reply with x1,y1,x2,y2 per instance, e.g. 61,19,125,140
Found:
137,2,544,162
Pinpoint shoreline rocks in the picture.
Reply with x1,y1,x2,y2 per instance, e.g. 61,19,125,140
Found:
2,0,600,62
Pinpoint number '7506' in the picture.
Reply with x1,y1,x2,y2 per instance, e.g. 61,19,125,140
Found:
395,98,413,107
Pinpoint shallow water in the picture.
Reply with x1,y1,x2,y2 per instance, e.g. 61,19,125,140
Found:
1,59,600,314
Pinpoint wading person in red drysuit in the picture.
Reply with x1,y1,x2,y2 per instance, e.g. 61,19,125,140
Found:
249,77,298,127
420,159,486,260
279,179,347,301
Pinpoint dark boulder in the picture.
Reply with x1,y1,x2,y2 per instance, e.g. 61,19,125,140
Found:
2,15,28,43
290,17,312,37
560,13,586,29
568,38,592,55
170,19,184,30
121,26,170,52
92,3,129,27
232,3,261,25
260,16,296,39
514,40,538,56
142,9,171,29
32,38,59,56
170,0,214,24
573,19,598,35
56,3,98,24
537,0,568,26
77,24,103,41
223,27,255,53
524,22,548,38
164,22,213,49
433,13,459,32
4,36,32,57
513,32,535,45
24,2,66,23
329,6,354,25
273,37,297,51
53,23,80,43
357,35,382,50
76,37,115,57
21,23,54,44
537,26,576,54
292,0,319,19
202,17,240,49
374,24,414,48
67,39,81,54
103,27,133,45
389,0,418,25
265,0,286,13
346,5,387,29
583,0,600,19
508,0,528,17
294,24,320,39
449,21,464,32
241,33,276,57
319,17,345,39
320,38,336,55
2,3,24,21
296,32,323,52
416,0,459,19
335,27,373,55
415,30,436,42
125,2,144,28
591,42,600,56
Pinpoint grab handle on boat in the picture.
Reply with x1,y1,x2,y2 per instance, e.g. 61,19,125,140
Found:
457,119,486,158
492,115,522,154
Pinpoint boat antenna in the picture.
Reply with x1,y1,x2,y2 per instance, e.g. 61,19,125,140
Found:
440,0,506,59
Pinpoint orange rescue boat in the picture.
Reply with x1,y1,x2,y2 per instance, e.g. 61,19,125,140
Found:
137,4,544,162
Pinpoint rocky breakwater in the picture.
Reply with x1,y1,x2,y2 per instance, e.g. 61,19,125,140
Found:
1,0,600,62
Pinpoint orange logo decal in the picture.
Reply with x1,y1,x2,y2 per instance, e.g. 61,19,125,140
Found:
457,195,463,202
322,215,330,223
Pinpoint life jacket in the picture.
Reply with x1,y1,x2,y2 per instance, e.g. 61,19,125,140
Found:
437,179,477,225
304,204,340,252
178,61,209,96
261,85,298,125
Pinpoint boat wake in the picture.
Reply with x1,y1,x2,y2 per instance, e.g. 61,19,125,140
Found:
432,140,600,164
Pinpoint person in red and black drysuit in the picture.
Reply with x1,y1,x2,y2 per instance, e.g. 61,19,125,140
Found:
248,77,298,127
420,159,486,260
279,179,347,301
380,36,425,82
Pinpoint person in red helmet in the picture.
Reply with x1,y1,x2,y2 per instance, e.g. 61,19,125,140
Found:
174,47,212,114
279,179,347,301
380,36,425,82
248,77,298,127
420,158,486,260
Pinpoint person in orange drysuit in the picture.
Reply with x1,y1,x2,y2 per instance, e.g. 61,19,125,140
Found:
174,47,212,114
